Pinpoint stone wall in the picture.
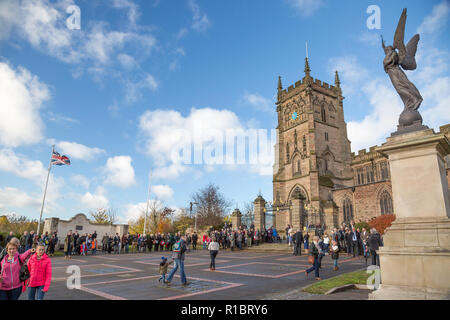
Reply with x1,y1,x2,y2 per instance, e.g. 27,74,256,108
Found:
332,181,393,224
43,213,128,248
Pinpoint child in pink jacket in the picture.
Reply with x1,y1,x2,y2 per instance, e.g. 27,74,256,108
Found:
27,243,52,300
0,241,34,300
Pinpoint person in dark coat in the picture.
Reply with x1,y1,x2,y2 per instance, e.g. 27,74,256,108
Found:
350,227,360,258
293,229,303,256
368,228,383,266
192,232,198,250
344,228,352,255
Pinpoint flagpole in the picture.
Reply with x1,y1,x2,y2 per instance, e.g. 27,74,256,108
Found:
37,145,54,236
143,169,152,235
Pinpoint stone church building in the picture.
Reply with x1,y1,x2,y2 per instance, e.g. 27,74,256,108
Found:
267,57,450,232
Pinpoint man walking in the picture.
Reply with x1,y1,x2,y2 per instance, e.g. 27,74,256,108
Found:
165,235,190,287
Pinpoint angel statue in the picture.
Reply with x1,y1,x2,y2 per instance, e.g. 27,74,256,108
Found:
382,8,425,131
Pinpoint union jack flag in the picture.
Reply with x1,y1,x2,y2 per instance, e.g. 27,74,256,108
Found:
51,150,71,166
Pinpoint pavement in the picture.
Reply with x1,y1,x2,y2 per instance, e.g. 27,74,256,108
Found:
19,247,370,300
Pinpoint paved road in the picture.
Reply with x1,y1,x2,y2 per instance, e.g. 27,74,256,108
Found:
19,249,368,300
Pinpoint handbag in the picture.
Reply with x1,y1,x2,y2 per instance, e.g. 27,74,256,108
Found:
308,255,314,265
18,255,31,282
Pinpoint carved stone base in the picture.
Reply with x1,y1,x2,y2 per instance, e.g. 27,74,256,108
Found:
369,284,450,300
369,217,450,300
392,109,429,136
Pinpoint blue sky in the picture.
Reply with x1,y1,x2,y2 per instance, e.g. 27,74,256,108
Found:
0,0,449,224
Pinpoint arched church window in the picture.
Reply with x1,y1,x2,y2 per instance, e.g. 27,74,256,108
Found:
357,168,364,185
302,136,307,153
343,198,353,223
321,105,326,122
286,143,290,163
293,155,301,175
366,166,374,183
380,162,389,180
380,191,393,215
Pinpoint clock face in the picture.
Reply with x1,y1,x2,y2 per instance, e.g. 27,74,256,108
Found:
292,112,298,120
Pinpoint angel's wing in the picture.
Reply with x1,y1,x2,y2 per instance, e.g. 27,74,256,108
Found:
401,34,420,70
393,9,407,62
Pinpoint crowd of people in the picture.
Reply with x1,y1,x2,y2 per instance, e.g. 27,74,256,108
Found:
61,230,203,258
0,221,384,298
285,222,385,281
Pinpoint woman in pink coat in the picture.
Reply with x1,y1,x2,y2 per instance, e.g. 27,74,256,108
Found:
0,239,34,300
27,243,52,300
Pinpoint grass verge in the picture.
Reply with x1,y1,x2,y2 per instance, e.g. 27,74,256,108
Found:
303,269,370,295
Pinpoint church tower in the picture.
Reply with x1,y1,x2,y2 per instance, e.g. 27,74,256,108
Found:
272,57,353,231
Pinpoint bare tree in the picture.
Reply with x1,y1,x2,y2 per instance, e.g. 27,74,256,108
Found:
90,208,117,225
191,183,232,228
241,202,254,228
106,208,118,225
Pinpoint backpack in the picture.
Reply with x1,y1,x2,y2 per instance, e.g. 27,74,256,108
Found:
173,240,182,253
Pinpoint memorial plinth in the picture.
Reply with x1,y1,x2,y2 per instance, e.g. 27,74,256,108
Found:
370,129,450,300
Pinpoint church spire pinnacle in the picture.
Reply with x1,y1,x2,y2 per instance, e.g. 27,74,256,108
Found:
304,41,311,78
335,70,340,87
304,57,311,77
277,76,283,102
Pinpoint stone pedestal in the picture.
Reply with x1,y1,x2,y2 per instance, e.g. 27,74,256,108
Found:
253,195,266,232
323,201,339,230
230,209,242,229
370,129,450,300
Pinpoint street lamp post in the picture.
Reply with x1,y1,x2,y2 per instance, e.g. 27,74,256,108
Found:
190,202,199,231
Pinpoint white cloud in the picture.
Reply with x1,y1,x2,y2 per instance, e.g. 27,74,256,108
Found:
46,111,79,125
104,156,136,188
0,0,81,63
0,187,41,210
152,185,174,200
80,187,109,210
287,0,324,17
84,24,131,65
242,92,274,113
175,28,189,41
328,56,368,95
417,1,449,35
331,8,450,153
188,0,211,32
358,32,380,47
0,0,157,67
71,174,90,189
138,107,274,179
0,148,65,214
123,199,164,223
347,79,403,152
124,73,158,103
112,0,140,27
0,149,47,183
117,53,136,70
52,141,105,161
0,62,49,147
